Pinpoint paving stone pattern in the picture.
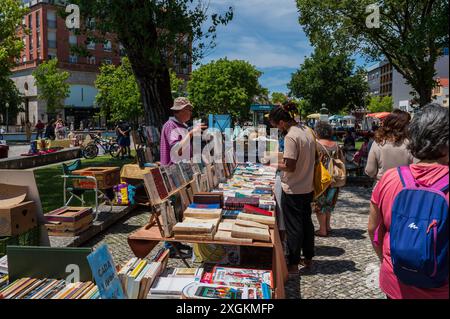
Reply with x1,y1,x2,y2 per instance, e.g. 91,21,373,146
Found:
83,186,385,299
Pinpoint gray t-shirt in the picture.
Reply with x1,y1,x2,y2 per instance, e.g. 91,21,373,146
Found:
365,140,415,181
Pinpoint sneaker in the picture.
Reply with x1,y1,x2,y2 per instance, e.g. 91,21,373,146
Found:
299,259,313,269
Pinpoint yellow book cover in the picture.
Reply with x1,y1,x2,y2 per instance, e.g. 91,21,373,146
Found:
130,260,147,278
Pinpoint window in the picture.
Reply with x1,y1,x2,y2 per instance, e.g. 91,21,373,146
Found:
103,59,112,65
103,40,112,52
22,56,27,63
69,55,78,63
48,53,56,60
48,31,56,49
69,35,77,45
47,10,57,28
29,35,33,51
87,40,96,50
36,11,40,28
88,56,96,65
37,34,41,49
28,14,33,30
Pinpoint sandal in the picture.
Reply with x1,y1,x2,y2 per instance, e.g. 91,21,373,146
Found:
315,230,328,237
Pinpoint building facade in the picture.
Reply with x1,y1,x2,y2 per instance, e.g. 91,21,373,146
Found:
366,51,449,111
10,0,192,129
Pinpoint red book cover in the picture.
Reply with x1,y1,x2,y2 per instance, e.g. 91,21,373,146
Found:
243,205,273,217
151,168,169,200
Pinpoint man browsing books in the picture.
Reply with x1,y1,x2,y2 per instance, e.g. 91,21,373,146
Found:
160,97,207,257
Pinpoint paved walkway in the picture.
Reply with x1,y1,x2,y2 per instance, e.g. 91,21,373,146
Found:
83,186,385,299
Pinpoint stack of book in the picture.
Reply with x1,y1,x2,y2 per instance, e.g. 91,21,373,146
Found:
193,192,224,207
45,207,93,237
0,274,8,290
173,216,220,241
0,255,7,275
148,267,203,299
0,278,99,299
236,205,275,227
224,197,260,210
118,258,163,299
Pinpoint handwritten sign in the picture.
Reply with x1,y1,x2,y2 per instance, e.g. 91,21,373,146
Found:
87,244,126,299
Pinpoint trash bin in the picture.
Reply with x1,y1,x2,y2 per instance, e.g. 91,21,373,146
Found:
0,145,9,159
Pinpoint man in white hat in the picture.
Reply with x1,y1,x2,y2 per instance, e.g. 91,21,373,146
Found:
160,97,205,166
159,97,206,257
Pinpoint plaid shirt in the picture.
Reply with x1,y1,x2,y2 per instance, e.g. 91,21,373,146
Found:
160,117,189,166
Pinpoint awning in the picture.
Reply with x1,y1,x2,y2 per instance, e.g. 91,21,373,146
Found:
328,115,343,121
367,112,391,119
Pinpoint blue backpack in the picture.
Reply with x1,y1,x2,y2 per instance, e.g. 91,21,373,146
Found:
390,166,449,288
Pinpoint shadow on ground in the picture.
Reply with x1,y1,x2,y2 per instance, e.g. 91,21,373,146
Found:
315,245,346,257
299,260,359,276
328,228,367,240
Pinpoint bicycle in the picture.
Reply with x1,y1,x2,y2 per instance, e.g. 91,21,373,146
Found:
81,133,121,159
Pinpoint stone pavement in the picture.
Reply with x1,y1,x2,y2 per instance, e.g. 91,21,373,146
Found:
83,186,385,299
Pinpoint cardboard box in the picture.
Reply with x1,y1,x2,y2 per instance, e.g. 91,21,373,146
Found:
0,201,38,237
72,167,120,190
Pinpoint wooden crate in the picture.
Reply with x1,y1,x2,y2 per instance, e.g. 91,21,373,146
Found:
72,167,120,190
0,201,38,237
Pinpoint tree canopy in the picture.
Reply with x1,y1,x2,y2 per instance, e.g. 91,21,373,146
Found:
70,0,233,129
170,69,185,98
367,96,393,113
288,47,368,115
295,0,449,106
95,57,143,125
271,92,288,105
32,59,70,115
0,0,28,123
187,58,264,121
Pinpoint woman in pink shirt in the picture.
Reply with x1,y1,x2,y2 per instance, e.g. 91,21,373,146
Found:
368,104,449,299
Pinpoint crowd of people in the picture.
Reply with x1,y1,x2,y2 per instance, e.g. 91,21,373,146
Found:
157,97,448,299
269,102,448,299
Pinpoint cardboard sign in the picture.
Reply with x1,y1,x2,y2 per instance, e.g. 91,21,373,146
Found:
87,244,126,299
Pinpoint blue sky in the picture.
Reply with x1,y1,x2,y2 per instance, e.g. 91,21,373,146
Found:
197,0,369,95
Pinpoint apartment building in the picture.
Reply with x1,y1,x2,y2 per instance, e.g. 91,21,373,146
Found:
366,49,449,111
10,0,192,128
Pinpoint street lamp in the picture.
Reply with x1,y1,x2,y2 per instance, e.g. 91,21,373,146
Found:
5,102,9,133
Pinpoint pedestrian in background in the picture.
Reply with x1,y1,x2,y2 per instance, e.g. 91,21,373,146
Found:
313,121,345,237
365,109,415,182
368,104,449,299
35,120,45,140
44,120,56,140
25,120,32,142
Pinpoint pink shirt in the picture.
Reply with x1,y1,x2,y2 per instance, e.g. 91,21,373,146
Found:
371,164,449,299
159,118,189,166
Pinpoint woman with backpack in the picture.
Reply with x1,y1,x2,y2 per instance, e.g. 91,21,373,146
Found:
368,104,449,299
313,122,346,237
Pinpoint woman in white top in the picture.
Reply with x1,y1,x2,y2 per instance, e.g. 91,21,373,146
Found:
365,109,415,181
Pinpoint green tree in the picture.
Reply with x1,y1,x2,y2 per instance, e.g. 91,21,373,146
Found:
0,76,23,125
0,0,28,123
70,0,233,129
295,0,449,107
32,58,70,116
288,47,368,114
271,92,288,105
170,69,185,98
187,58,264,120
368,96,393,113
95,57,143,125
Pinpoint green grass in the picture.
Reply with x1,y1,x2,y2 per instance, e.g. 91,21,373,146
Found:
34,154,135,213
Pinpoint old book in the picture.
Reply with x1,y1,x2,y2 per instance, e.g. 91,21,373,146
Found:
174,233,214,241
193,192,224,207
45,214,93,232
214,230,253,244
173,222,216,234
143,172,163,203
159,202,177,237
183,208,222,219
159,167,174,193
243,205,273,217
179,188,191,211
237,213,275,227
150,168,169,200
218,221,235,232
231,224,271,242
234,219,269,230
